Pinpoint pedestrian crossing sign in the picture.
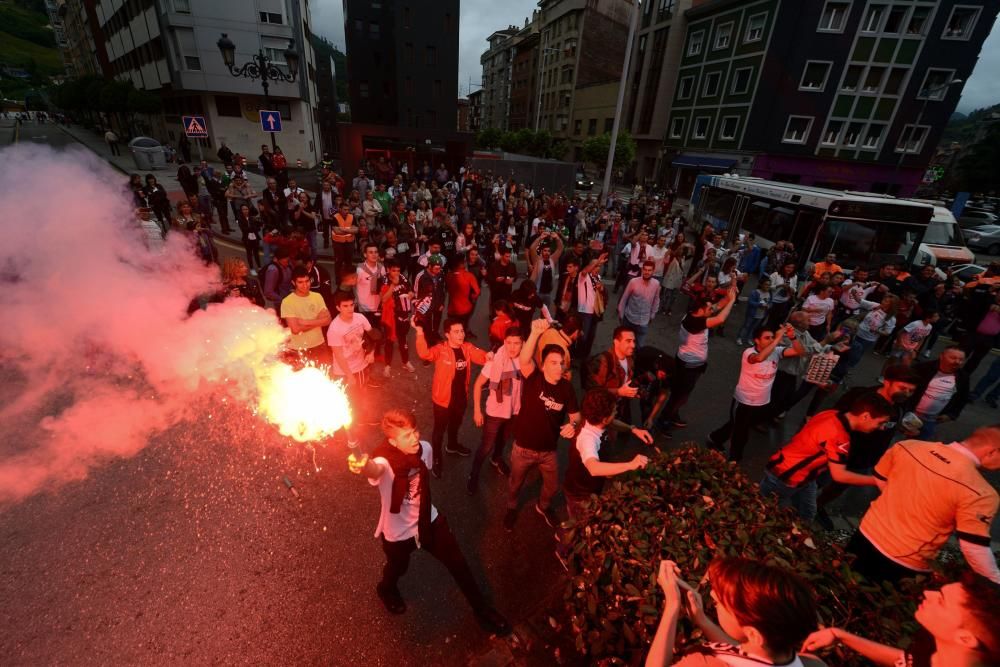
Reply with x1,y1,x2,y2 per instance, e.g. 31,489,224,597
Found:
182,115,208,138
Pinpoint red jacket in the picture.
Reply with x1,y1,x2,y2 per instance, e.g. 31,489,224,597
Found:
415,338,489,407
446,270,480,316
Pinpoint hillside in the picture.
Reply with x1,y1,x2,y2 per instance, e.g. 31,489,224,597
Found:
0,0,62,74
941,103,1000,144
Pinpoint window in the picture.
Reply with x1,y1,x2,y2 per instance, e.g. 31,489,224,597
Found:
687,30,704,56
273,102,292,120
918,69,956,100
588,118,597,135
884,6,906,33
172,0,190,12
560,67,574,84
842,65,863,91
896,125,929,153
403,6,411,28
843,122,864,147
821,120,843,145
693,116,710,139
714,22,733,50
657,0,676,22
907,6,930,35
565,38,577,56
744,12,767,42
262,37,289,66
354,19,363,32
433,79,442,99
369,22,380,37
719,116,738,140
174,27,199,70
862,123,885,149
943,6,981,39
862,66,886,93
702,71,721,97
818,1,850,32
678,75,695,99
359,81,369,98
883,67,906,95
782,116,813,144
862,4,885,33
574,119,582,135
214,95,241,117
730,67,753,94
604,118,614,133
669,116,685,138
444,12,453,31
425,46,437,66
259,12,282,24
799,61,831,91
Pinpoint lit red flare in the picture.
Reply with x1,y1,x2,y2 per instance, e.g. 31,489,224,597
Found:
257,364,352,442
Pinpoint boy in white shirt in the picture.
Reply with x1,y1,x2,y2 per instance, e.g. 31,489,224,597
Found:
884,308,939,377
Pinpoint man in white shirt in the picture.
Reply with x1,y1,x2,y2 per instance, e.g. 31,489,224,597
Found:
355,242,387,375
349,408,511,634
707,324,803,461
618,260,661,345
908,346,971,439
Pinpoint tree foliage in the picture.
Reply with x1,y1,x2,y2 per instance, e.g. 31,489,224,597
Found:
50,76,161,116
559,446,928,665
477,127,567,159
581,131,637,171
956,122,1000,194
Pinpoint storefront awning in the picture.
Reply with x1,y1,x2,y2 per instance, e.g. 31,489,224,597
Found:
671,154,736,170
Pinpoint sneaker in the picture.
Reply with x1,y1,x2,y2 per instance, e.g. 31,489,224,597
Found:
921,349,931,358
503,509,517,532
466,475,478,496
376,582,406,614
249,269,258,276
670,418,688,428
490,458,511,476
877,376,884,383
382,365,392,378
474,606,512,637
432,463,442,479
735,338,743,346
815,508,836,531
444,443,471,457
367,376,383,389
706,434,725,453
535,503,558,528
403,361,416,373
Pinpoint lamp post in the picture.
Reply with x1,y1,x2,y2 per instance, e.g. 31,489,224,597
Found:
894,78,963,192
601,0,640,202
216,33,300,150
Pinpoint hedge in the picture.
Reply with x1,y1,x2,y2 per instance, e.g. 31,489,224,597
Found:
559,445,926,665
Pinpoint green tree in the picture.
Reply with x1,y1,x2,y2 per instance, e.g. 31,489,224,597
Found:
476,127,504,150
581,130,637,171
956,123,1000,194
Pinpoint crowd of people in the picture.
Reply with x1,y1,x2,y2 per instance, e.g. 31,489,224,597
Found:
148,157,1000,665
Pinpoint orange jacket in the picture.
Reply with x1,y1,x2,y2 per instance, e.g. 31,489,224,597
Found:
415,337,489,407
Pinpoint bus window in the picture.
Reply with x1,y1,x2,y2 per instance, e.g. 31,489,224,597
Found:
741,202,795,247
819,218,921,268
700,189,737,234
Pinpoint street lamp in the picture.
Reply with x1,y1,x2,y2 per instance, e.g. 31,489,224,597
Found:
216,33,300,149
894,78,963,189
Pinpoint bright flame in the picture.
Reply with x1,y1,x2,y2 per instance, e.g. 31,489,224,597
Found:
257,364,352,442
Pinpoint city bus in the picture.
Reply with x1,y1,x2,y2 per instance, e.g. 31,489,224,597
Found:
690,175,935,271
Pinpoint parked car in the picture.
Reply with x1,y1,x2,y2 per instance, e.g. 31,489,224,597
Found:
964,225,1000,256
575,172,594,190
958,209,998,229
945,263,986,283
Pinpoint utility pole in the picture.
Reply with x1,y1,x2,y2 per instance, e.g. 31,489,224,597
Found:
601,0,640,202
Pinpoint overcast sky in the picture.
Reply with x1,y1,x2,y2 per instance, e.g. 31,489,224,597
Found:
311,0,1000,114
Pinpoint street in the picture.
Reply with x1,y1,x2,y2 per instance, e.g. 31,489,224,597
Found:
1,122,998,666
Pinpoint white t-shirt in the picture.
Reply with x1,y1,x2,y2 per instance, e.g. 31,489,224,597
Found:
647,245,669,277
803,294,835,326
916,372,956,418
677,316,709,366
898,320,932,352
355,262,385,313
327,313,371,375
734,346,783,406
479,357,524,419
575,422,604,463
368,441,439,542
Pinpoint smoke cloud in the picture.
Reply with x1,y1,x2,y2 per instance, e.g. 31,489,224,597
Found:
0,144,287,503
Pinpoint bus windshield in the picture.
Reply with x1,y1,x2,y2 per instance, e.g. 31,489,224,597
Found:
919,220,964,246
818,218,924,269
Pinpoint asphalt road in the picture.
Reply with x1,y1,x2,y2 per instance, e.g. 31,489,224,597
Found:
1,125,998,666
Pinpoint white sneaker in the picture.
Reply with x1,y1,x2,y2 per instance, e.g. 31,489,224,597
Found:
249,269,258,276
735,338,743,345
921,350,931,358
383,365,392,378
403,361,415,373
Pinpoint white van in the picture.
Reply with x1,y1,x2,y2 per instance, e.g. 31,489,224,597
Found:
901,202,974,272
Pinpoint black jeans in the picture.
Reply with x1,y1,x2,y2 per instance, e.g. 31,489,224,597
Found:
662,362,706,422
470,415,510,483
384,318,410,366
709,399,768,462
432,394,467,467
380,515,486,610
769,370,798,419
244,239,261,269
333,241,353,278
847,531,920,584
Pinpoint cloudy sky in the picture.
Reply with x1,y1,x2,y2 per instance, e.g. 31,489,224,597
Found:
310,0,1000,114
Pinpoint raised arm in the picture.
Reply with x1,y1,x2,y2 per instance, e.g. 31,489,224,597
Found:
706,285,739,329
519,318,549,377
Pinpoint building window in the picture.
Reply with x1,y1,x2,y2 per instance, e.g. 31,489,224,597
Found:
574,119,582,135
843,122,864,147
883,6,906,33
444,13,453,31
862,123,885,149
818,1,850,33
730,66,753,94
273,102,292,120
588,118,597,135
359,81,369,98
799,61,832,91
907,7,930,35
782,116,813,144
917,69,957,100
433,79,442,99
174,27,200,70
714,22,733,50
942,6,981,40
693,116,710,139
719,116,738,140
884,67,906,95
605,118,613,133
425,46,437,66
214,95,241,117
172,0,191,13
821,120,843,145
669,116,685,139
560,67,574,84
896,125,929,153
687,30,704,56
861,4,885,33
404,6,411,28
842,65,863,91
862,66,886,93
702,71,721,97
259,12,282,24
744,13,767,42
369,22,380,37
678,75,695,99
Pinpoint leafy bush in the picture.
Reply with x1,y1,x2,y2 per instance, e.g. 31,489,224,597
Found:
559,445,925,665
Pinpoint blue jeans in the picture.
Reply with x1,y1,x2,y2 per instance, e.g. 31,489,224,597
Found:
971,356,1000,403
622,317,648,346
760,470,818,521
578,312,599,361
917,415,938,440
845,337,877,372
737,312,764,342
470,415,510,484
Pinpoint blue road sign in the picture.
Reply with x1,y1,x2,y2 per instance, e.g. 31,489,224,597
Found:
182,115,208,138
259,110,282,133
